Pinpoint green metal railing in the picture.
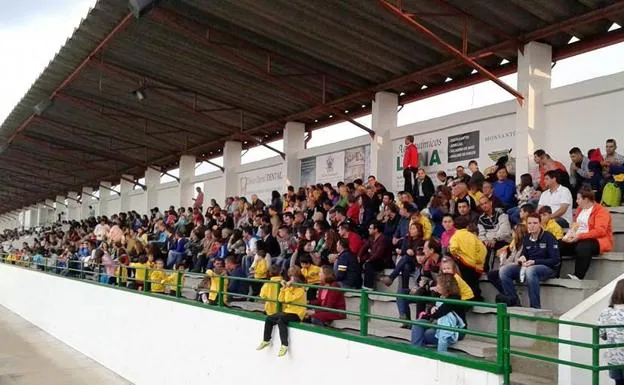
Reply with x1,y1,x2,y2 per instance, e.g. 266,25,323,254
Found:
2,253,624,384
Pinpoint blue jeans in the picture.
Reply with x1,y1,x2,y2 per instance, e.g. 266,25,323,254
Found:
396,287,415,319
167,250,185,269
500,263,555,309
242,255,254,277
411,326,448,352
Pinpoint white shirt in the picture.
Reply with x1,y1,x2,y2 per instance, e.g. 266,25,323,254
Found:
538,185,573,224
575,206,594,235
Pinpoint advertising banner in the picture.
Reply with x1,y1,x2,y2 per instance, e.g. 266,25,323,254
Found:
238,164,284,202
392,114,516,192
316,151,346,185
344,146,366,183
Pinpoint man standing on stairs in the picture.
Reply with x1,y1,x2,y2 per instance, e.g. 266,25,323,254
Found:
498,213,561,309
402,135,419,194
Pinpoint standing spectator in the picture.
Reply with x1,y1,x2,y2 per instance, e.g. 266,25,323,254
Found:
448,215,487,300
338,223,363,255
538,170,574,228
333,238,362,289
498,213,560,309
402,135,419,193
468,160,485,189
493,166,517,209
560,187,613,280
455,165,471,185
598,279,624,385
193,186,204,210
359,222,394,290
414,168,435,210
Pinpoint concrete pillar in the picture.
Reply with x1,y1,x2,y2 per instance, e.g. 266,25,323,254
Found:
37,203,47,226
55,195,66,222
179,155,196,208
120,175,134,213
99,182,111,218
145,167,160,215
67,191,79,221
283,121,306,190
81,187,94,220
370,91,398,190
515,41,552,180
223,141,242,199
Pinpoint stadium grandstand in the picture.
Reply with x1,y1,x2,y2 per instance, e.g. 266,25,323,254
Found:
2,1,624,384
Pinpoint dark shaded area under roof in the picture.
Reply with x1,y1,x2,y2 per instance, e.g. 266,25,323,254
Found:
2,0,624,214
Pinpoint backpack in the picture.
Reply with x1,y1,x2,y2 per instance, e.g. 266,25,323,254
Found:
601,183,622,207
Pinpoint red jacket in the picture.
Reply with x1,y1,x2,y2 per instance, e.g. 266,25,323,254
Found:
346,203,360,224
346,231,363,255
309,282,346,323
575,203,613,254
403,143,419,169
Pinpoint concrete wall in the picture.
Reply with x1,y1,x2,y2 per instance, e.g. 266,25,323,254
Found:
157,183,179,210
559,273,624,385
0,263,500,385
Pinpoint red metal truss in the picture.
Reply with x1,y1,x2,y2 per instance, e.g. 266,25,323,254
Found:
379,0,524,105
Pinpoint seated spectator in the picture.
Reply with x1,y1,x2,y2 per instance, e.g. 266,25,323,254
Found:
477,196,512,272
260,265,283,315
414,168,435,210
149,259,167,294
448,215,486,300
560,187,613,280
603,138,624,177
338,223,363,255
534,149,568,191
498,213,560,308
392,204,414,249
382,203,401,239
438,257,474,301
487,224,528,296
359,222,394,290
493,166,517,209
410,273,466,353
451,181,477,214
455,199,479,230
538,206,564,240
508,174,539,225
518,203,536,226
455,165,471,185
538,170,573,228
199,259,228,304
468,181,484,206
410,207,432,241
257,266,306,357
482,180,504,210
307,265,346,326
569,147,601,194
225,255,249,301
300,254,321,300
333,238,362,289
440,214,456,254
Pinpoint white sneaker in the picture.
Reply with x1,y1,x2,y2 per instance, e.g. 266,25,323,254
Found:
519,267,526,283
567,274,580,280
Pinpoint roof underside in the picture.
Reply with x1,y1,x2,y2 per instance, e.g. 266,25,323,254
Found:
2,0,624,213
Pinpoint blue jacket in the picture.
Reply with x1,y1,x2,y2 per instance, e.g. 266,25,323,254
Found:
227,266,249,296
393,217,410,240
334,250,362,289
522,230,561,269
493,179,516,208
173,237,187,253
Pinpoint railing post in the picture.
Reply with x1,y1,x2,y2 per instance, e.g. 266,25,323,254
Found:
275,281,282,313
360,289,369,337
143,268,149,293
80,260,84,279
592,327,600,385
217,275,225,307
497,303,511,384
176,271,182,299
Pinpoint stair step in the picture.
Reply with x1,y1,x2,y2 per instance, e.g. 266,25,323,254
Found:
331,318,497,358
510,372,555,385
561,252,624,286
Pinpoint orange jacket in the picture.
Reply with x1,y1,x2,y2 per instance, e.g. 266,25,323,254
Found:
575,203,613,254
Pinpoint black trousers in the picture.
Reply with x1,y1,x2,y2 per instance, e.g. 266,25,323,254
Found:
559,238,600,279
263,312,301,346
363,258,394,289
485,241,509,273
403,167,416,194
457,260,482,301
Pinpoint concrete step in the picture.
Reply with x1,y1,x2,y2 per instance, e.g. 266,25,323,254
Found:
560,252,624,287
331,318,497,358
509,346,559,382
480,277,600,315
608,206,624,214
510,372,555,385
615,233,624,252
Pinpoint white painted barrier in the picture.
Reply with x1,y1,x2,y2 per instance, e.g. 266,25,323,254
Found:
0,263,501,385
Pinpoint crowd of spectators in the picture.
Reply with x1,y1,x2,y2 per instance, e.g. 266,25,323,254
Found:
1,138,622,355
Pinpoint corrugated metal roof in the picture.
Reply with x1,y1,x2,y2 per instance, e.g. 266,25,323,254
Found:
1,0,624,213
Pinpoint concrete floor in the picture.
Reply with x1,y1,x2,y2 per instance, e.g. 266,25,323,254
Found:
0,305,132,385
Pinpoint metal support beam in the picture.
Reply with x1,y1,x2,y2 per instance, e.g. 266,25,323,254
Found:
149,165,180,182
120,175,147,190
82,191,100,201
66,195,81,204
242,135,286,159
204,160,224,172
99,183,121,196
378,0,524,105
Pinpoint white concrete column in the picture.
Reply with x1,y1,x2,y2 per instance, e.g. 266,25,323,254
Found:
120,175,134,213
37,203,47,226
67,191,79,221
223,141,242,199
179,155,196,208
370,91,398,190
515,41,552,180
81,187,94,220
283,121,306,189
55,195,66,222
99,182,111,218
145,167,160,215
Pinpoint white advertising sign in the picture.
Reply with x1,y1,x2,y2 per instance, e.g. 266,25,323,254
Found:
238,164,284,202
316,151,345,185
